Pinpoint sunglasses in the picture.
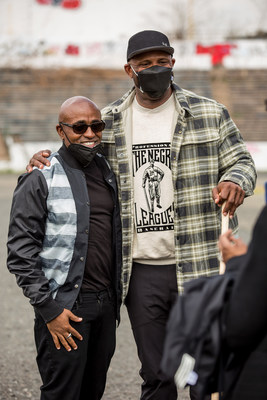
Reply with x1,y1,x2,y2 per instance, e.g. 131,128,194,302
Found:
59,120,105,135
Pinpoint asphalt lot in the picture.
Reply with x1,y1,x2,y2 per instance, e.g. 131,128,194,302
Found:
0,172,266,400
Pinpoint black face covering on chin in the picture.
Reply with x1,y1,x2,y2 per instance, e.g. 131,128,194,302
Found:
67,143,104,167
61,127,104,167
132,65,173,99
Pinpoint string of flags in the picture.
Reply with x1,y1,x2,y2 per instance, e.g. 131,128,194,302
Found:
36,0,81,8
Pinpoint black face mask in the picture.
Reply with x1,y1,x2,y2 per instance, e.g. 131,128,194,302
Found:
67,143,104,167
131,65,173,99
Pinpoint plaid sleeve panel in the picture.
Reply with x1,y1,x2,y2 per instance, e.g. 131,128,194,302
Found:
172,87,256,293
102,98,135,300
101,86,257,300
217,106,257,195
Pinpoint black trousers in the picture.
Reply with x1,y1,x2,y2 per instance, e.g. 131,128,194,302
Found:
126,263,211,400
34,289,116,400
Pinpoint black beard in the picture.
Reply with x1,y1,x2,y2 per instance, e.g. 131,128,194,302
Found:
67,143,104,167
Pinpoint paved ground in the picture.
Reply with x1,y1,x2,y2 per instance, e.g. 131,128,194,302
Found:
0,172,266,400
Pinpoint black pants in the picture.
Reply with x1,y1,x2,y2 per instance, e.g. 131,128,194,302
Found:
126,263,211,400
34,289,116,400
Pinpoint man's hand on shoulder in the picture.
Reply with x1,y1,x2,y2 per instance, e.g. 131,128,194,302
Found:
212,181,245,218
26,150,52,173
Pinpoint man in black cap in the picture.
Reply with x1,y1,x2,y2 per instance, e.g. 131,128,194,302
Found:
27,30,256,400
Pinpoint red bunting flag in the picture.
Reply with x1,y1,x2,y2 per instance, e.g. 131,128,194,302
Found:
65,44,80,55
62,0,81,8
196,43,236,65
36,0,52,4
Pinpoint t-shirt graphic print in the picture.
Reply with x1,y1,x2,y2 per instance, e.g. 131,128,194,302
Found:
132,95,176,264
133,142,173,230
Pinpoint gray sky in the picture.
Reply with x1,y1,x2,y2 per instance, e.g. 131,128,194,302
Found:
0,0,266,43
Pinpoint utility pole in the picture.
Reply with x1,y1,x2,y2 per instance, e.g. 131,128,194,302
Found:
7,2,13,38
187,0,195,40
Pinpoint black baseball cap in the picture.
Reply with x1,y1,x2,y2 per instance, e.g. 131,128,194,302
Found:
127,30,174,61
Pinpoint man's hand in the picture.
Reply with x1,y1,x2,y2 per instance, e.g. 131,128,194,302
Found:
212,181,245,218
47,309,83,352
218,229,248,263
26,150,52,173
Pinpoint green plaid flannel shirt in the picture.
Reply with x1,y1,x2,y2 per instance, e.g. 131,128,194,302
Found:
101,83,256,301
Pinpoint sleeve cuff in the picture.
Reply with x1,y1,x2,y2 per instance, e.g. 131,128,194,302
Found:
34,296,64,323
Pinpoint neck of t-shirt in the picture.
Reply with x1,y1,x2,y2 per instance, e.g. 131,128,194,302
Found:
133,92,174,114
134,87,173,110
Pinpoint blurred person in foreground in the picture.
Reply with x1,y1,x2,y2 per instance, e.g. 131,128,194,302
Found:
219,205,267,400
7,96,122,400
26,30,256,400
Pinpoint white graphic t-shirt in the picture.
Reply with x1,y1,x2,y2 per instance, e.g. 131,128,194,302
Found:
132,94,177,264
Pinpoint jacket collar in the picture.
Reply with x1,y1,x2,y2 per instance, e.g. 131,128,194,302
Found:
172,83,193,117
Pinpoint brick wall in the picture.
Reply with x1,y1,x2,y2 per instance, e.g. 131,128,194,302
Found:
210,68,267,141
0,67,266,146
0,68,132,142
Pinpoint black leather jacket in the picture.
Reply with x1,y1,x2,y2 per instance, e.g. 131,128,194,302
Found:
7,145,122,323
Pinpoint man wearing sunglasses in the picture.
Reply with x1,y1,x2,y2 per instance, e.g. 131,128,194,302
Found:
26,31,256,400
7,96,122,400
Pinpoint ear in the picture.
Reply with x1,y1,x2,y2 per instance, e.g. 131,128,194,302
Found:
171,58,176,68
124,63,134,78
56,124,64,141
